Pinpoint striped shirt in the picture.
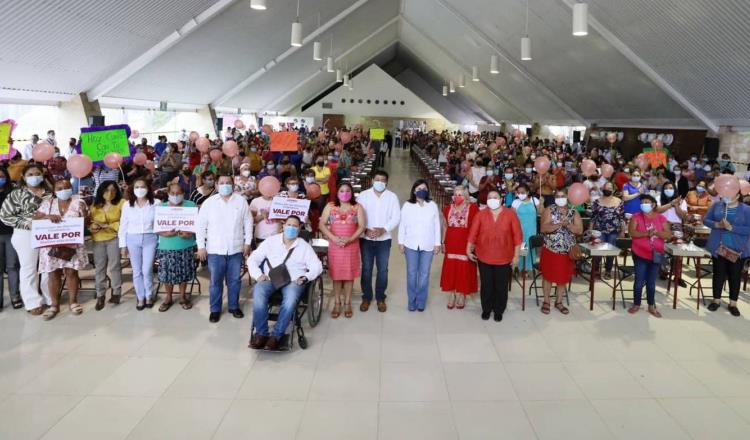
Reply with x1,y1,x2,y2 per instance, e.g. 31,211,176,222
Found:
0,187,52,230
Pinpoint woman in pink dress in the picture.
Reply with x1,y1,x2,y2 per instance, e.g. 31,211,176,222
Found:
319,183,366,319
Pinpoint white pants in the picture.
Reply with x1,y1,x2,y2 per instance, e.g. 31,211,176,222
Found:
11,229,50,310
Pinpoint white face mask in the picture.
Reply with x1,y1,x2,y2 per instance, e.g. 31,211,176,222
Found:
241,170,251,177
487,198,501,210
305,176,315,184
168,194,184,205
555,197,568,207
134,188,148,199
517,193,528,200
288,184,299,192
486,170,494,176
55,189,72,200
525,167,533,174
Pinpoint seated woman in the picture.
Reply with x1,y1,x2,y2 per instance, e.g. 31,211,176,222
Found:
247,216,323,350
686,180,712,220
234,163,258,200
189,170,216,207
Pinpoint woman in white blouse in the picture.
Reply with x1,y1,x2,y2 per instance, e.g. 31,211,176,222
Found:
118,178,157,310
398,179,442,312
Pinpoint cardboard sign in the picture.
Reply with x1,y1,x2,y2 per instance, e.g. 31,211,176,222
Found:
0,122,11,154
268,197,311,222
270,131,299,152
80,127,131,161
370,128,385,140
31,218,85,248
153,206,198,233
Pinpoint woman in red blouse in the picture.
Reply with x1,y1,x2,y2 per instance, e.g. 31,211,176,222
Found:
467,190,523,321
440,186,479,309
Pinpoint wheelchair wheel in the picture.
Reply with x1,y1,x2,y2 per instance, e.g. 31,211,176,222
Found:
298,335,308,349
307,276,324,327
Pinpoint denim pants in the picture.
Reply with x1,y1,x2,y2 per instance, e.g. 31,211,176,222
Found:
0,233,20,307
126,233,158,301
360,238,391,302
633,254,659,306
404,247,434,310
207,253,242,313
252,280,305,338
594,231,618,272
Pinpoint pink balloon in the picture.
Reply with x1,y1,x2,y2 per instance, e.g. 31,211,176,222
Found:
189,131,199,142
534,156,551,174
103,152,123,169
580,159,596,177
740,180,750,196
606,132,617,144
715,175,740,198
144,160,156,172
67,154,93,178
600,163,614,178
635,153,649,171
130,130,140,140
258,176,281,198
133,152,147,166
568,182,590,205
234,119,245,130
209,149,223,162
262,124,273,135
196,137,210,153
32,143,54,162
222,140,239,158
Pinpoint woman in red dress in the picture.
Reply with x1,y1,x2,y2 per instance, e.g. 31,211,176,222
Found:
319,183,366,319
440,186,479,309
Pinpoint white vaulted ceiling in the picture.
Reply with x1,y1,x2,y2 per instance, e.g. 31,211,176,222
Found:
2,0,750,128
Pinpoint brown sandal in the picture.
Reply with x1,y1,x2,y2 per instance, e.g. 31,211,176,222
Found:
331,301,341,319
159,301,173,312
344,302,353,318
42,306,59,321
555,302,570,315
541,301,551,315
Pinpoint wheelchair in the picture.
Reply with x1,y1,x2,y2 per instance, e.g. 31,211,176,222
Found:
250,275,324,351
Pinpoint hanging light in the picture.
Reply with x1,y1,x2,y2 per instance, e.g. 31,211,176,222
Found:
290,0,302,47
336,69,343,82
326,56,334,72
572,3,588,36
348,77,353,91
343,74,350,87
490,55,499,74
449,81,455,93
472,66,479,82
313,41,322,60
458,73,465,88
250,0,267,10
442,85,448,96
521,36,532,60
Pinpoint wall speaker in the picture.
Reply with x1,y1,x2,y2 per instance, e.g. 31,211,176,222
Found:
88,115,105,127
704,138,719,158
573,130,581,143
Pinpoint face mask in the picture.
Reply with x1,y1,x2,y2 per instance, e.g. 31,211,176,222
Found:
722,196,735,204
415,189,429,200
703,165,711,172
452,195,464,205
696,186,706,193
525,167,533,174
691,157,697,161
602,189,613,197
555,197,568,207
504,173,513,180
530,155,536,160
25,175,43,187
305,176,315,184
486,170,494,176
338,191,352,202
182,168,192,175
284,225,299,240
631,176,641,183
286,184,298,192
168,194,184,205
487,199,501,210
517,193,528,200
218,184,233,196
316,161,325,166
640,203,653,213
623,168,630,173
674,171,681,176
241,170,251,177
0,178,6,186
55,189,72,200
204,180,215,188
267,164,275,170
373,181,386,192
134,188,148,198
661,189,674,198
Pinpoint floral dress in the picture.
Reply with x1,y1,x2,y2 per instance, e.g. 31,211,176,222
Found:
440,203,479,295
591,200,625,234
327,206,361,281
38,197,89,272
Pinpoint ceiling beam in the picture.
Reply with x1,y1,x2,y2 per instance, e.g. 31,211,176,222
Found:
433,0,586,123
88,0,238,100
212,0,372,106
559,0,718,132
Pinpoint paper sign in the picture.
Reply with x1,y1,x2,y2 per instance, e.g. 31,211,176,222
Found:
31,218,85,248
270,132,299,152
268,197,311,222
370,128,385,140
80,128,131,161
154,206,198,233
0,122,11,154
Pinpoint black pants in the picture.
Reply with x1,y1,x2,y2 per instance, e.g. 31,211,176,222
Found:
478,261,511,315
376,151,386,168
712,255,746,301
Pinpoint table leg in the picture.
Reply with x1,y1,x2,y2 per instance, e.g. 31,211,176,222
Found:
695,258,702,310
672,256,682,309
522,269,527,311
589,257,598,311
612,258,618,310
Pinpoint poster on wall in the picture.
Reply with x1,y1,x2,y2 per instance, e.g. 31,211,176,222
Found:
370,128,385,140
270,132,299,152
78,124,133,162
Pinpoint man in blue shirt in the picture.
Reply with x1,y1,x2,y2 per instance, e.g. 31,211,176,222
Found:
154,135,168,157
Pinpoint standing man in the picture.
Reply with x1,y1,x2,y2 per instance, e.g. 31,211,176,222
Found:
22,134,39,161
196,174,253,323
357,170,400,312
45,130,57,148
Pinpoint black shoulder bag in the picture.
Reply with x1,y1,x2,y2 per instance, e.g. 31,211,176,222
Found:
264,247,296,289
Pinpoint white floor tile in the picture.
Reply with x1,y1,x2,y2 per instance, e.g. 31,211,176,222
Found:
452,401,536,440
237,361,316,400
42,396,156,440
659,397,750,440
308,360,380,401
17,354,127,396
443,362,517,401
564,361,651,400
523,399,615,440
504,362,584,400
590,399,689,440
91,357,189,397
164,358,252,399
297,401,378,440
125,397,231,440
378,402,458,440
622,360,713,398
437,333,500,363
0,395,82,440
212,400,305,440
381,332,440,362
380,361,449,401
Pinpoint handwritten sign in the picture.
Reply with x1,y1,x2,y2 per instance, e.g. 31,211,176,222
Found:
270,131,299,152
268,197,311,222
31,218,85,248
154,206,198,233
80,128,130,161
0,122,11,154
369,128,385,140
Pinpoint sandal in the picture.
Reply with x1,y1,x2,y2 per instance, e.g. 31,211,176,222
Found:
28,306,44,316
331,301,341,319
69,303,83,316
555,302,570,315
11,298,24,309
180,299,193,310
456,295,465,309
447,294,456,310
344,302,353,318
541,301,551,315
648,306,662,318
627,305,640,314
43,306,59,321
159,301,173,312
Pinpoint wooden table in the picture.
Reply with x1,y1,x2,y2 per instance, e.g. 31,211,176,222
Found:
665,243,710,309
580,242,622,310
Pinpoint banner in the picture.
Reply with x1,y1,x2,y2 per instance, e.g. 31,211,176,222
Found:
370,128,385,140
0,121,11,154
268,197,311,222
270,131,299,152
154,206,198,233
80,126,131,161
31,218,85,248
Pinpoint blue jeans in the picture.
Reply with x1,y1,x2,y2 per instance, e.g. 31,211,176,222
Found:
404,248,434,310
252,280,305,338
207,253,242,313
126,233,158,301
360,238,391,302
594,232,619,272
633,254,658,306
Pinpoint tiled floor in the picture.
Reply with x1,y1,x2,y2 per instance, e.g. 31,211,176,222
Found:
1,148,749,439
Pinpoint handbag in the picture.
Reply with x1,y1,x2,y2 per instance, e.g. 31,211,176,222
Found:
45,199,77,261
651,250,666,265
717,243,741,263
569,244,583,261
264,247,296,290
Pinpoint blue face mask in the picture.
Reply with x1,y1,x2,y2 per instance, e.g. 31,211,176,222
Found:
415,189,429,200
218,184,233,196
696,186,706,193
0,177,6,186
283,225,299,240
640,203,653,213
664,189,674,198
373,181,386,192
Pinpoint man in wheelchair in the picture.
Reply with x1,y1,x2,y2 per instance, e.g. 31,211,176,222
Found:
247,215,323,350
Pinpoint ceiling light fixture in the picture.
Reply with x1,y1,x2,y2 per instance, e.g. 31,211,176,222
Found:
326,35,335,72
458,73,465,88
521,0,532,60
336,69,343,82
250,0,267,10
312,13,322,60
472,66,479,82
290,0,302,47
449,81,455,93
572,2,588,36
490,55,499,74
442,85,448,96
